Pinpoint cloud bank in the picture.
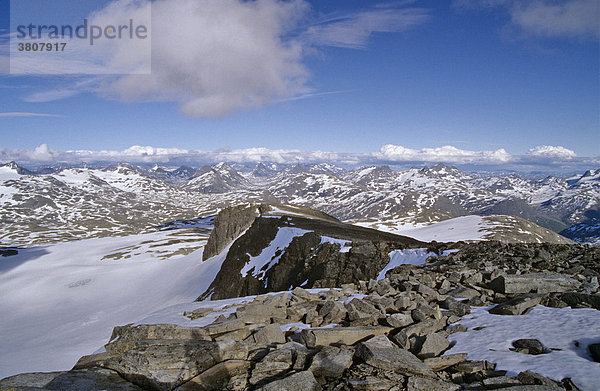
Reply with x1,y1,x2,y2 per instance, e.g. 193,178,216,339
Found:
1,144,596,173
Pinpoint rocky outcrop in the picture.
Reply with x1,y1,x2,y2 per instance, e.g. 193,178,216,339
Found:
202,204,262,261
198,204,426,300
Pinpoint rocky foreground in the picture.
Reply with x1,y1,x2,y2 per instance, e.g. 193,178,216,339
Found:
2,240,598,391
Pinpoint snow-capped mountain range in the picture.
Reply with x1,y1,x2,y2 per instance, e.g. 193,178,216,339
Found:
1,161,598,245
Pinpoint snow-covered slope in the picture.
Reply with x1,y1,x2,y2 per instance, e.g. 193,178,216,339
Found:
355,215,572,244
0,227,224,378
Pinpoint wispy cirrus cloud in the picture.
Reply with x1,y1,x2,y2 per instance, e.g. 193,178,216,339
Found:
0,112,64,118
1,143,597,173
301,6,430,49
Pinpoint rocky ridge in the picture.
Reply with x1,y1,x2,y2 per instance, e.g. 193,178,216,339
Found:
3,239,598,391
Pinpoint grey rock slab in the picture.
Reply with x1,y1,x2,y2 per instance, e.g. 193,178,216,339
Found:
560,292,600,310
406,376,461,391
417,332,450,359
347,377,396,391
489,273,579,294
482,376,522,389
249,323,286,344
236,303,287,323
0,372,66,389
447,286,481,300
308,345,354,379
175,360,251,391
249,347,294,385
516,371,561,388
439,297,471,316
392,318,445,348
355,335,435,378
423,353,468,371
345,298,382,321
255,371,322,391
386,313,413,328
105,324,211,356
318,300,347,324
486,387,564,391
291,287,321,301
300,326,392,348
102,339,240,391
45,368,143,391
72,351,111,370
205,319,247,335
489,294,543,316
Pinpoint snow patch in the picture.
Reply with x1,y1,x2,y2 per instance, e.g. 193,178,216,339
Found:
446,305,600,391
377,248,454,280
240,227,310,279
320,236,352,252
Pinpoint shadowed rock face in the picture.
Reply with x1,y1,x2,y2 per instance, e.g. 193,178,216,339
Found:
202,204,261,261
198,204,427,301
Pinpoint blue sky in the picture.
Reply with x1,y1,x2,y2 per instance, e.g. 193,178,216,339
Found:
0,0,598,169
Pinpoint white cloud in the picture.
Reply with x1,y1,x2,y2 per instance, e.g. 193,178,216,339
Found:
527,145,577,159
456,0,600,40
16,0,429,117
511,0,599,39
376,144,513,164
0,112,64,118
0,144,61,162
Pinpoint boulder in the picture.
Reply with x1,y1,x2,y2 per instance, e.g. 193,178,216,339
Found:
318,300,347,324
406,376,460,391
248,324,285,345
482,376,523,388
291,287,321,301
511,339,547,355
175,360,251,391
249,346,293,385
560,292,600,310
423,353,468,371
235,303,287,323
385,313,413,328
489,294,543,315
255,371,321,391
347,377,396,390
516,371,561,388
589,343,600,362
489,273,579,294
392,319,445,348
46,368,142,390
416,332,450,359
308,345,354,379
0,372,66,389
355,335,435,378
345,298,382,321
300,326,392,348
439,298,470,316
102,339,245,391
